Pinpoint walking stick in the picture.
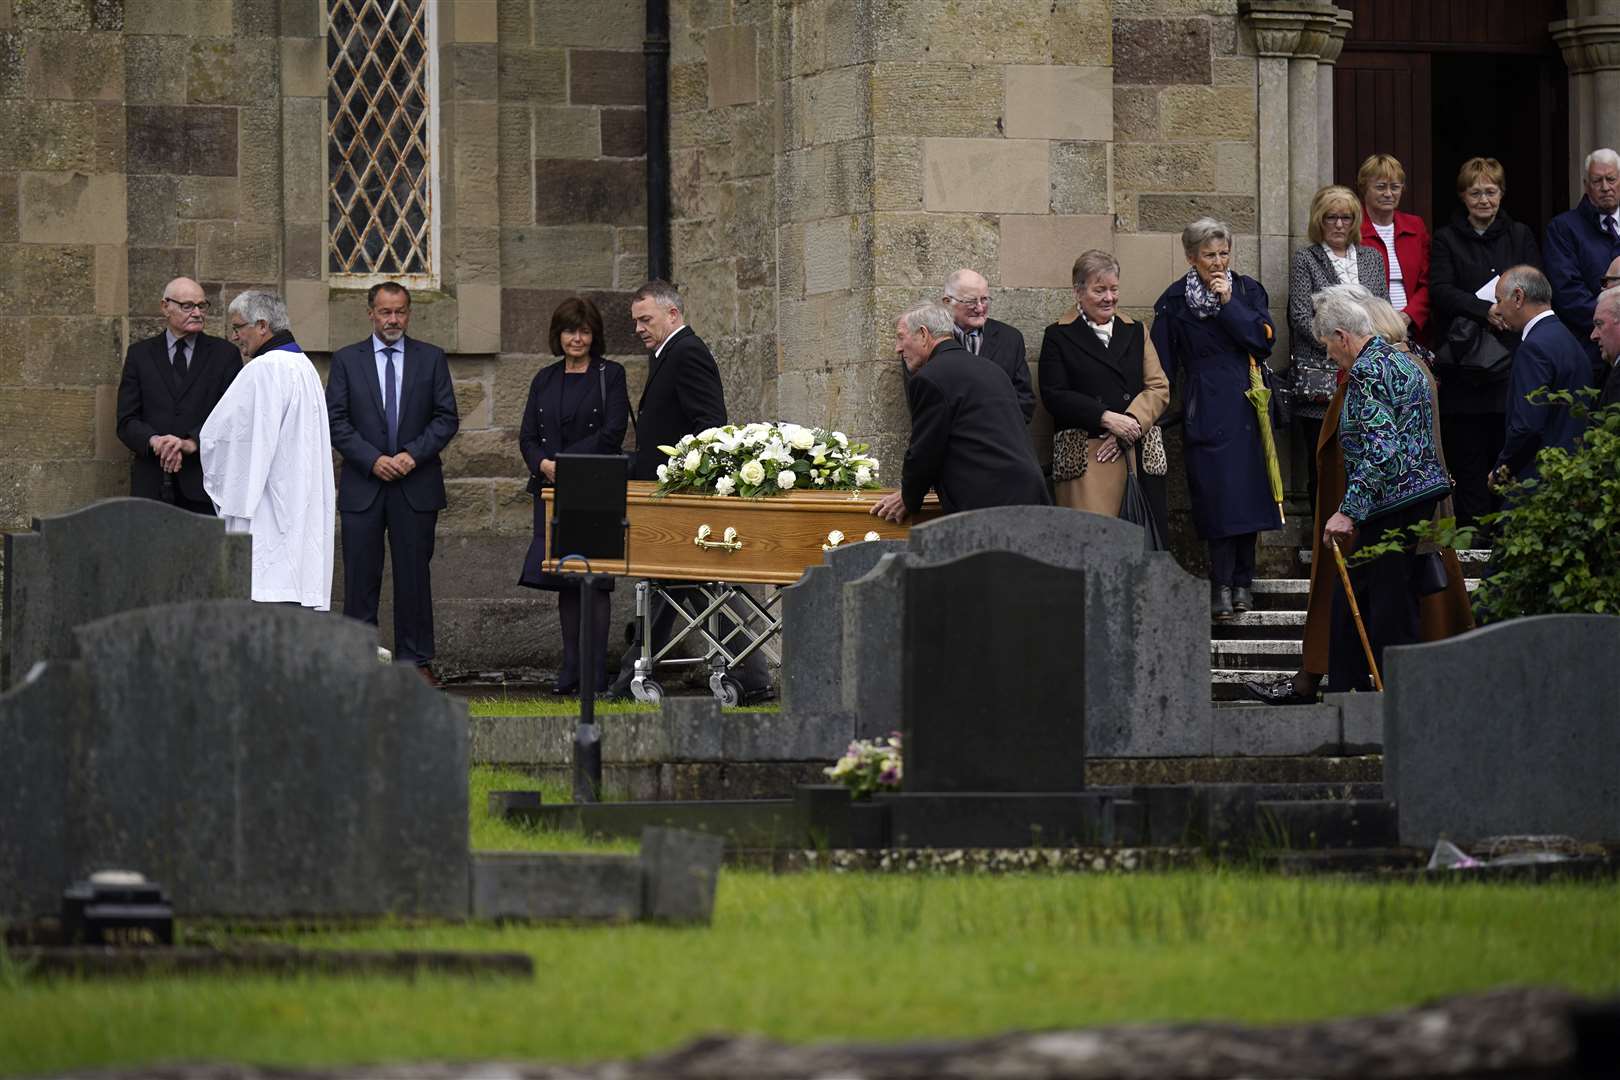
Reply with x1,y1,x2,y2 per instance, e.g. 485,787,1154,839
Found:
1329,536,1383,691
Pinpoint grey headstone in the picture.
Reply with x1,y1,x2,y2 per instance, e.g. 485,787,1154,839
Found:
470,853,643,922
0,660,92,919
779,540,905,723
0,600,469,920
639,826,725,924
1,498,251,689
842,551,911,737
1385,615,1620,846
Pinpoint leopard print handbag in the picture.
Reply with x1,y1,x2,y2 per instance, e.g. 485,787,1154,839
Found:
1052,429,1089,483
1141,425,1168,476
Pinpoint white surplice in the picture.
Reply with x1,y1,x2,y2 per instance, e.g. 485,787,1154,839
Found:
201,341,335,610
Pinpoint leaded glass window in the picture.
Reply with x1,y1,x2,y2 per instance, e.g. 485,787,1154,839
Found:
327,0,437,283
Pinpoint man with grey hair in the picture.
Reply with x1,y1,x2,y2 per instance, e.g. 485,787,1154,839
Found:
871,301,1049,522
199,290,335,610
940,267,1034,423
1545,148,1620,382
1489,265,1593,482
1591,284,1620,409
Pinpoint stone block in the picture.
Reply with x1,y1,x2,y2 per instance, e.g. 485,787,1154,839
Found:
871,212,999,289
188,37,275,106
1114,143,1218,194
449,42,500,103
1050,0,1114,65
600,107,646,158
1050,142,1111,215
196,221,278,282
1,243,96,316
1159,84,1256,139
870,62,999,140
534,105,602,159
94,244,127,315
1216,141,1258,195
1138,193,1256,234
27,29,122,100
569,48,641,106
275,36,320,98
0,32,23,96
785,64,868,149
498,45,565,104
126,105,237,176
780,540,906,723
1114,18,1213,86
1114,87,1160,141
13,0,92,29
1330,690,1383,751
1385,616,1620,846
869,0,1048,65
283,279,327,351
669,61,708,114
449,0,498,43
124,0,232,35
0,99,97,171
499,287,639,360
282,0,319,38
452,102,501,229
1114,232,1184,306
1211,704,1339,757
19,315,122,385
498,104,534,224
706,24,758,107
501,225,615,289
18,172,126,245
922,138,1048,214
534,158,646,225
777,139,874,221
470,852,641,921
177,176,240,222
999,214,1113,289
452,375,491,429
532,0,643,48
450,225,501,285
1004,65,1112,141
123,34,188,104
235,106,280,219
639,827,724,925
802,216,854,296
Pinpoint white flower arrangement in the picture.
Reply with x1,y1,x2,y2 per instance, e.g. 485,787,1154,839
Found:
824,732,902,800
653,422,882,498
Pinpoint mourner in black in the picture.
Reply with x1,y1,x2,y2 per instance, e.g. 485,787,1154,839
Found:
872,302,1050,523
327,282,460,684
941,267,1035,423
115,276,241,514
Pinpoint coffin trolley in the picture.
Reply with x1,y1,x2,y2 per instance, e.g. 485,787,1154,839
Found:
541,481,939,704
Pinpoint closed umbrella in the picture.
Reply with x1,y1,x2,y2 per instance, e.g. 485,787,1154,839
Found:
1245,356,1286,527
1118,445,1167,552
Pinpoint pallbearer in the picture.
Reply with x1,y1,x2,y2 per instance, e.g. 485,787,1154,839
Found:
200,291,335,610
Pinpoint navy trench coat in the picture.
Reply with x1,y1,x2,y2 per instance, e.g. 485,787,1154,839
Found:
1151,273,1281,540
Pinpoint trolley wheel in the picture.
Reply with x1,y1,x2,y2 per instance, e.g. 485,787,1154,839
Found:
631,676,664,705
711,674,743,707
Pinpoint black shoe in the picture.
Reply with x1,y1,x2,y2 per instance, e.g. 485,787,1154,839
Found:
1241,676,1317,706
1232,586,1253,613
739,685,777,706
1211,584,1234,621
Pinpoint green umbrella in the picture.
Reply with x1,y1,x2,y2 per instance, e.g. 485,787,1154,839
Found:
1245,356,1286,527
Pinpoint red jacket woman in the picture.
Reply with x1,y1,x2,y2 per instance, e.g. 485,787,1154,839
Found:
1358,153,1431,338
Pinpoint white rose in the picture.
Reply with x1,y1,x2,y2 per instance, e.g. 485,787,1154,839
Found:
786,426,815,450
777,469,796,489
739,459,765,485
714,475,736,496
656,463,669,482
832,431,849,447
698,427,720,442
855,465,872,485
684,449,702,472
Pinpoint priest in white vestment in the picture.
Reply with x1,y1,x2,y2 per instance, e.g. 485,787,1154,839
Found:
201,290,335,610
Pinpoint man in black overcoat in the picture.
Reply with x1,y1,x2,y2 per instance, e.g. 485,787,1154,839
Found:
326,282,460,684
1592,280,1620,409
610,280,772,701
941,267,1035,423
872,302,1050,523
115,276,241,514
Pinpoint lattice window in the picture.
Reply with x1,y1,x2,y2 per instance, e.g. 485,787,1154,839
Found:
326,0,438,283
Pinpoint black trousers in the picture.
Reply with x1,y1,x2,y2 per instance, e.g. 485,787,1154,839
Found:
341,484,438,666
1296,416,1324,512
611,583,771,693
557,580,613,693
1208,533,1258,588
1327,497,1440,693
1440,411,1504,530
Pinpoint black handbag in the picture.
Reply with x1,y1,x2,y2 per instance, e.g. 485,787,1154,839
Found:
1435,316,1512,384
1412,551,1449,597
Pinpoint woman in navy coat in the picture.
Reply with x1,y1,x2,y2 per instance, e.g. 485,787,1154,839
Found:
1151,218,1281,621
518,297,630,694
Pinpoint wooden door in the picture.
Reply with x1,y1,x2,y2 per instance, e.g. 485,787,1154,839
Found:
1333,52,1434,224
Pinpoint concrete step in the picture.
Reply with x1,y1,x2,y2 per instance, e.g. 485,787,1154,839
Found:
1248,578,1310,609
1210,703,1341,756
1210,639,1303,670
1213,610,1307,639
1298,547,1491,567
1211,668,1290,701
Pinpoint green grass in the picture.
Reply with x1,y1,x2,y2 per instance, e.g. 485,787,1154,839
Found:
3,872,1618,1075
463,696,779,717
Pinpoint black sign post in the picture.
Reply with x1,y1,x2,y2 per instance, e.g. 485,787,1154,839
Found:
551,454,630,804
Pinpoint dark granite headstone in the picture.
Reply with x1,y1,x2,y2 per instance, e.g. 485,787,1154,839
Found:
1,499,251,689
0,661,93,919
1384,615,1620,846
779,540,906,723
900,551,1087,792
0,600,469,920
639,826,725,924
470,853,643,922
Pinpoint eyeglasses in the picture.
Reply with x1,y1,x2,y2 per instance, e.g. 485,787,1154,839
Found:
164,298,210,312
230,321,251,334
946,294,991,309
1323,214,1355,224
1464,187,1501,202
1369,182,1404,194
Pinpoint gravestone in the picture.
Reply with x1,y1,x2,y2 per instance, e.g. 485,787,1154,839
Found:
844,507,1210,755
1384,615,1620,846
0,600,469,920
779,539,905,724
1,499,251,690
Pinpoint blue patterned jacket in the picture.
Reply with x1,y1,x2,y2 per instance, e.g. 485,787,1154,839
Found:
1339,336,1451,523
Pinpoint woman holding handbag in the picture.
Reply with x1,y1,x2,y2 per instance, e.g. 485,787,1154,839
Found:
516,297,630,696
1152,218,1281,621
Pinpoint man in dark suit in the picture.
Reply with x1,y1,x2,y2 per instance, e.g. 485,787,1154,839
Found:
1545,148,1620,383
115,276,241,513
1489,265,1593,482
327,282,459,684
942,267,1034,423
1591,282,1620,410
872,302,1050,523
610,279,771,701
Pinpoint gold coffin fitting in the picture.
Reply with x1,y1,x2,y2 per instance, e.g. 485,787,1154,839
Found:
694,524,743,552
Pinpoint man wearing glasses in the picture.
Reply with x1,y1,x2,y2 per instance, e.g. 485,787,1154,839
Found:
1545,148,1620,383
115,277,242,514
940,268,1035,424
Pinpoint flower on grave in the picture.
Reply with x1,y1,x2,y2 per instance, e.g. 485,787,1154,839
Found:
714,475,736,496
777,469,796,490
653,422,884,498
738,459,766,486
823,733,903,800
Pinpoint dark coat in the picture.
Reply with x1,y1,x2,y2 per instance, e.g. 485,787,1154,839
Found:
517,358,630,589
1545,195,1620,377
115,331,241,503
630,324,726,480
1429,208,1542,414
900,339,1049,515
1497,314,1594,478
1151,273,1281,539
327,335,459,513
1603,361,1620,411
976,318,1035,423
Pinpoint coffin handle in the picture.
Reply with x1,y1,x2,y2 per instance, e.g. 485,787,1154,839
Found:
694,524,743,552
821,529,845,552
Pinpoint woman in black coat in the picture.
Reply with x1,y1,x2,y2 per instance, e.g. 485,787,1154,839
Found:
1429,156,1542,530
517,297,631,695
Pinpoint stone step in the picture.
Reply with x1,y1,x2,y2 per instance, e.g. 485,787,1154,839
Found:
1209,703,1342,756
1298,547,1492,567
1210,639,1303,670
1211,668,1288,701
1213,610,1307,640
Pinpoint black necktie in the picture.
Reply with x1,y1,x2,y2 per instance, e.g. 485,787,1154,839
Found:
1605,215,1618,243
173,339,188,380
383,346,399,452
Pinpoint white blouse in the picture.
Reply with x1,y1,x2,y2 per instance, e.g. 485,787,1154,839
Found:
1323,244,1359,285
1372,220,1407,312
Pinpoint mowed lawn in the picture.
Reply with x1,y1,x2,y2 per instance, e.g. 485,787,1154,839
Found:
2,769,1617,1076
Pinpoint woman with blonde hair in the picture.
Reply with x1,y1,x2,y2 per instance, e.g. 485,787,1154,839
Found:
1357,153,1431,337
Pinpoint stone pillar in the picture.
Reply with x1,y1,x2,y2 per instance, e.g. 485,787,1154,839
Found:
1316,12,1351,188
1554,5,1620,200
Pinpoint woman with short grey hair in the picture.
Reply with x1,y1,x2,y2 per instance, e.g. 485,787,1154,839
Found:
1151,218,1279,620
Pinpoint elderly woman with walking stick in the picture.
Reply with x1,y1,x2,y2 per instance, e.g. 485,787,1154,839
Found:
1313,284,1451,693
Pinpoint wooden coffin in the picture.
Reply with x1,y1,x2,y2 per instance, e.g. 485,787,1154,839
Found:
541,481,941,585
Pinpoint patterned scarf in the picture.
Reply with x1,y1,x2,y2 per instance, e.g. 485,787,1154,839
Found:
1183,268,1226,319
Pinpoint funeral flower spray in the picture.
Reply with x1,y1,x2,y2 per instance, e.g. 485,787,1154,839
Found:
824,733,902,800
